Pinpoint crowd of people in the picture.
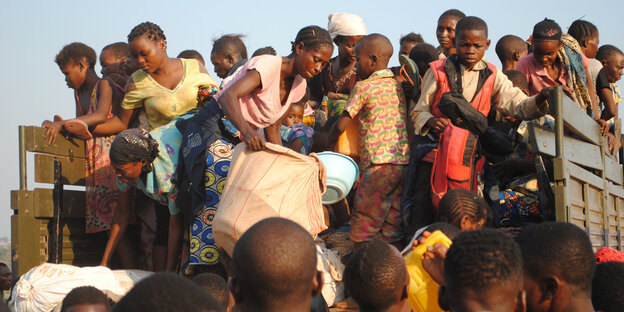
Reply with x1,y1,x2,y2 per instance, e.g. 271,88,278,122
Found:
2,7,624,312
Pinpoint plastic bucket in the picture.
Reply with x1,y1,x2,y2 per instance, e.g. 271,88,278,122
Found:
317,152,359,204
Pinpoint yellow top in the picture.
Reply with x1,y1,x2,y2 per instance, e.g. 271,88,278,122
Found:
122,58,217,129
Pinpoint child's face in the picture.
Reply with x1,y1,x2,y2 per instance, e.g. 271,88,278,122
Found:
123,54,140,76
602,53,624,83
129,35,167,74
399,41,417,59
100,48,125,77
210,52,235,79
59,61,86,90
293,44,333,79
283,104,304,127
437,17,459,49
584,32,599,59
532,39,562,68
113,161,145,183
455,29,490,69
354,44,375,80
336,35,363,62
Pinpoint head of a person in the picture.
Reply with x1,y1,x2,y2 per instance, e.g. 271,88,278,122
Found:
230,218,322,311
0,262,11,291
454,16,490,69
328,13,367,63
354,33,393,80
515,222,595,312
123,51,140,77
440,229,525,312
344,239,409,312
210,34,247,79
495,35,528,67
592,261,624,312
290,25,334,79
409,43,439,78
192,273,230,310
100,42,129,77
283,100,306,127
436,189,490,231
252,46,277,57
178,49,205,66
55,42,97,90
60,286,112,312
504,69,529,94
568,19,599,58
437,9,466,51
421,222,461,240
399,32,424,59
596,44,624,83
109,128,159,183
127,21,168,75
114,273,224,312
531,19,563,68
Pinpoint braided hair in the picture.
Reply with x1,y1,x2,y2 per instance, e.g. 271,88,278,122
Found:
532,18,562,41
568,19,598,44
102,42,129,61
290,25,333,53
436,189,490,229
128,21,166,43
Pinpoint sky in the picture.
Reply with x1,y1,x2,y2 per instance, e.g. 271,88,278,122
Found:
1,0,623,239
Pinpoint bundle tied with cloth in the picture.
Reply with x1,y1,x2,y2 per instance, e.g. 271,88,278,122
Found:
213,142,328,256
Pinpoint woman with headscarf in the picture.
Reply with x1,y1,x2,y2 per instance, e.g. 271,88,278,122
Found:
100,124,183,272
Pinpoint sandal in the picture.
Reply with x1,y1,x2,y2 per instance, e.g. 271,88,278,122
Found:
399,54,420,102
64,119,93,140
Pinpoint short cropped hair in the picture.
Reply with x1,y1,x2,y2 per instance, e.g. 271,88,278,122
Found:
344,239,408,311
212,34,248,59
102,42,129,62
232,218,317,308
592,261,624,312
177,49,205,64
439,9,466,22
113,273,224,312
596,44,624,62
192,273,229,308
400,32,424,45
252,46,277,57
409,43,439,75
55,42,97,68
455,16,489,38
504,70,529,90
516,222,595,294
444,229,522,296
424,222,461,240
495,35,526,63
60,286,112,312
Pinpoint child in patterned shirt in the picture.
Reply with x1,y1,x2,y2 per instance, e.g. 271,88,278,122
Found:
325,33,410,249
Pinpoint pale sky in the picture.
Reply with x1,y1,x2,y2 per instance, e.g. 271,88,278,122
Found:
1,0,623,238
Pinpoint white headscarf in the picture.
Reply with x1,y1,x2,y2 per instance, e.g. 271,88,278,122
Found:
327,13,367,40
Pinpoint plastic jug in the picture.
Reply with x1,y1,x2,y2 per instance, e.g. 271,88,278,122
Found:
404,230,453,312
333,113,360,158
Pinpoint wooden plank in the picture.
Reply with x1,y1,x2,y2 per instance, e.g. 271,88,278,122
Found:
12,189,49,276
24,126,85,158
605,155,623,185
567,161,604,187
553,158,568,223
530,125,603,170
33,188,86,219
11,190,33,211
34,154,86,186
549,96,601,145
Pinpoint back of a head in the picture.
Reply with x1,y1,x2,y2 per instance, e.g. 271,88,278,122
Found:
503,70,529,90
436,189,490,229
592,261,624,312
55,42,97,68
212,34,248,59
424,222,461,240
495,35,526,63
114,273,224,312
596,44,624,62
232,218,317,308
400,32,424,46
102,42,129,62
178,49,205,65
409,43,438,75
444,229,522,309
344,239,408,311
532,18,562,41
358,33,393,66
60,286,112,312
455,16,489,38
439,9,466,22
568,19,598,44
252,46,277,57
192,273,229,309
516,222,595,294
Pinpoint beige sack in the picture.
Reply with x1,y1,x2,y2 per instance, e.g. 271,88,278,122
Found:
213,143,327,257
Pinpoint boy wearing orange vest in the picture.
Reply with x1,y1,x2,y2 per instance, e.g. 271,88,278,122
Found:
406,16,555,234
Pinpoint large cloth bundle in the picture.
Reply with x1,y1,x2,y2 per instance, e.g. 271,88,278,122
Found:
213,143,327,256
9,263,152,312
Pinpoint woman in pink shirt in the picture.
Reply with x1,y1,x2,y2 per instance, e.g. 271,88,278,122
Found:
175,25,333,274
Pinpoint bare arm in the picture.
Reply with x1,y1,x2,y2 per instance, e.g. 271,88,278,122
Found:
76,79,114,126
598,87,617,120
328,112,353,143
264,122,282,145
100,187,134,267
91,107,140,136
